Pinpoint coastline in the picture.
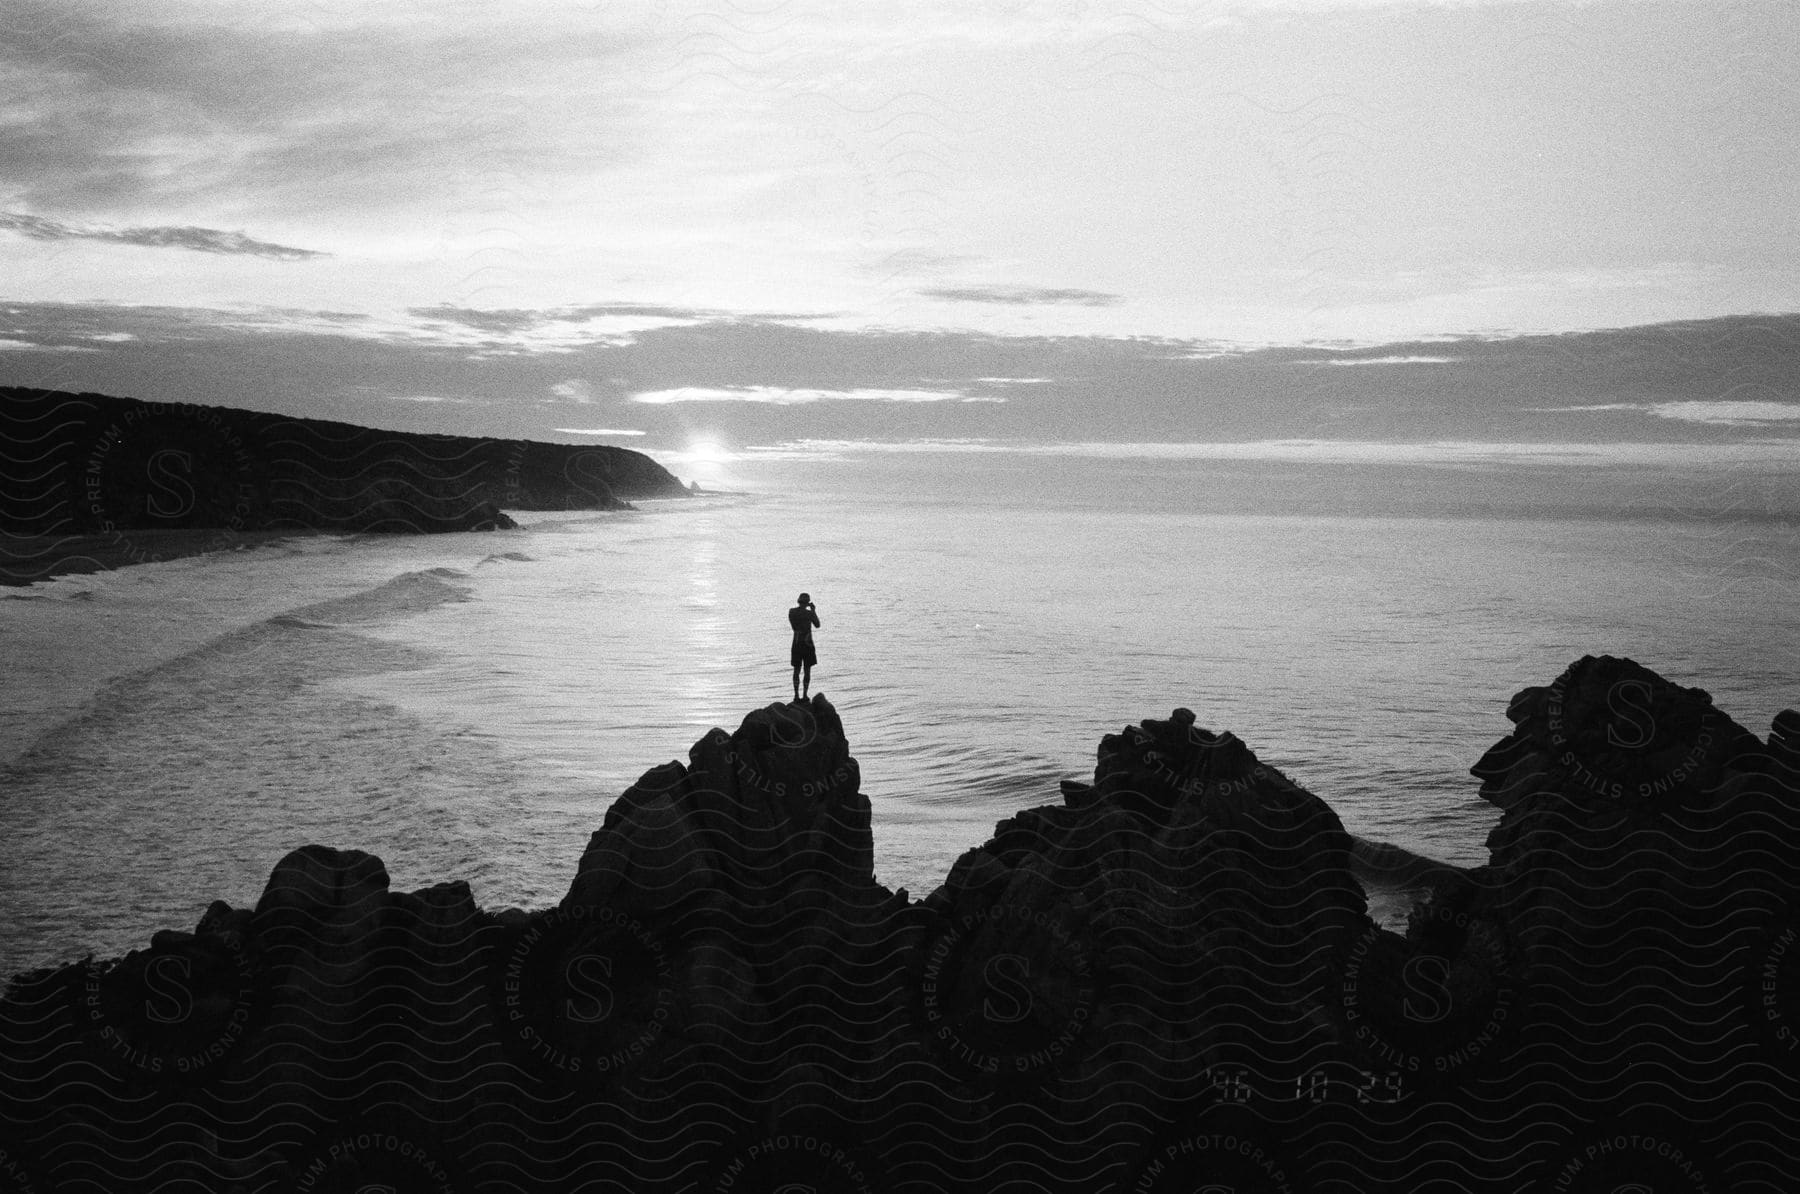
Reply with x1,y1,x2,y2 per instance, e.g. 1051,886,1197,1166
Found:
0,527,506,771
0,528,319,587
0,387,693,588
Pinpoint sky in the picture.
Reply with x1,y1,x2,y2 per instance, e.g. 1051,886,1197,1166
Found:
2,0,1798,469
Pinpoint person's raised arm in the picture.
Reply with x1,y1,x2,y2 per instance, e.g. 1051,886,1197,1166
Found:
809,602,820,628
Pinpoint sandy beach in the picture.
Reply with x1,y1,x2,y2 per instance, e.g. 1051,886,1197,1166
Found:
0,530,358,769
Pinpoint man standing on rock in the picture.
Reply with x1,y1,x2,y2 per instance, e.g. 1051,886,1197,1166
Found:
790,592,820,701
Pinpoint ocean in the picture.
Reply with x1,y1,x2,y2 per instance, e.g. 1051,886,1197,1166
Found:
2,447,1796,979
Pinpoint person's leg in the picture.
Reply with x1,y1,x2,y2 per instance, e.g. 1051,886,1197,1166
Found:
792,663,801,700
801,661,812,698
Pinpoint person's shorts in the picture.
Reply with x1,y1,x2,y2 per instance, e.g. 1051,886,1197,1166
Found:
791,640,817,668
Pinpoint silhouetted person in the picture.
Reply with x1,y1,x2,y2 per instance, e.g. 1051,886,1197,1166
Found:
789,592,820,700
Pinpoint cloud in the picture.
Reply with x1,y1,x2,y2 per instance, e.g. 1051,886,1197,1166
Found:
765,437,1800,469
919,286,1125,308
413,303,820,332
631,386,971,405
554,427,645,436
1532,400,1800,426
5,301,1798,453
1315,355,1462,366
415,304,723,332
1531,403,1645,413
1650,401,1800,426
550,379,598,404
409,305,723,353
0,4,641,221
0,338,100,353
411,306,545,335
0,211,325,259
5,0,1795,356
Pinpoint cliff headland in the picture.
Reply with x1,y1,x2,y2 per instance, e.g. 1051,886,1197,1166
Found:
2,655,1796,1191
0,387,688,584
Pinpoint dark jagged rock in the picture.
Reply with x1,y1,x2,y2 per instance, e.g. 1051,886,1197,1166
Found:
932,706,1366,1102
3,660,1798,1192
0,386,689,540
1460,659,1796,1092
565,696,873,916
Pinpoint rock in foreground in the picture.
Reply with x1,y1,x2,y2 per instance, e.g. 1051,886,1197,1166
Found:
3,662,1798,1192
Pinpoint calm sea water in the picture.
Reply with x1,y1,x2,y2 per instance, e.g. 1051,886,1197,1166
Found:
2,451,1795,977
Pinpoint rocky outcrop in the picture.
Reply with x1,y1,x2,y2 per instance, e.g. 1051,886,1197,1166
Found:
1446,656,1800,1175
932,708,1366,1099
0,387,689,539
2,662,1797,1192
564,697,874,915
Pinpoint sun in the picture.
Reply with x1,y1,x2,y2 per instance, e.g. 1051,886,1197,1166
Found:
676,438,733,484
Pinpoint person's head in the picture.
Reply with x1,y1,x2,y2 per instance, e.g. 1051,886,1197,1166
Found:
797,592,811,606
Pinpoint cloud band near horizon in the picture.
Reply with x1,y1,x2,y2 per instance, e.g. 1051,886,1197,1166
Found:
0,301,1795,463
0,212,326,261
